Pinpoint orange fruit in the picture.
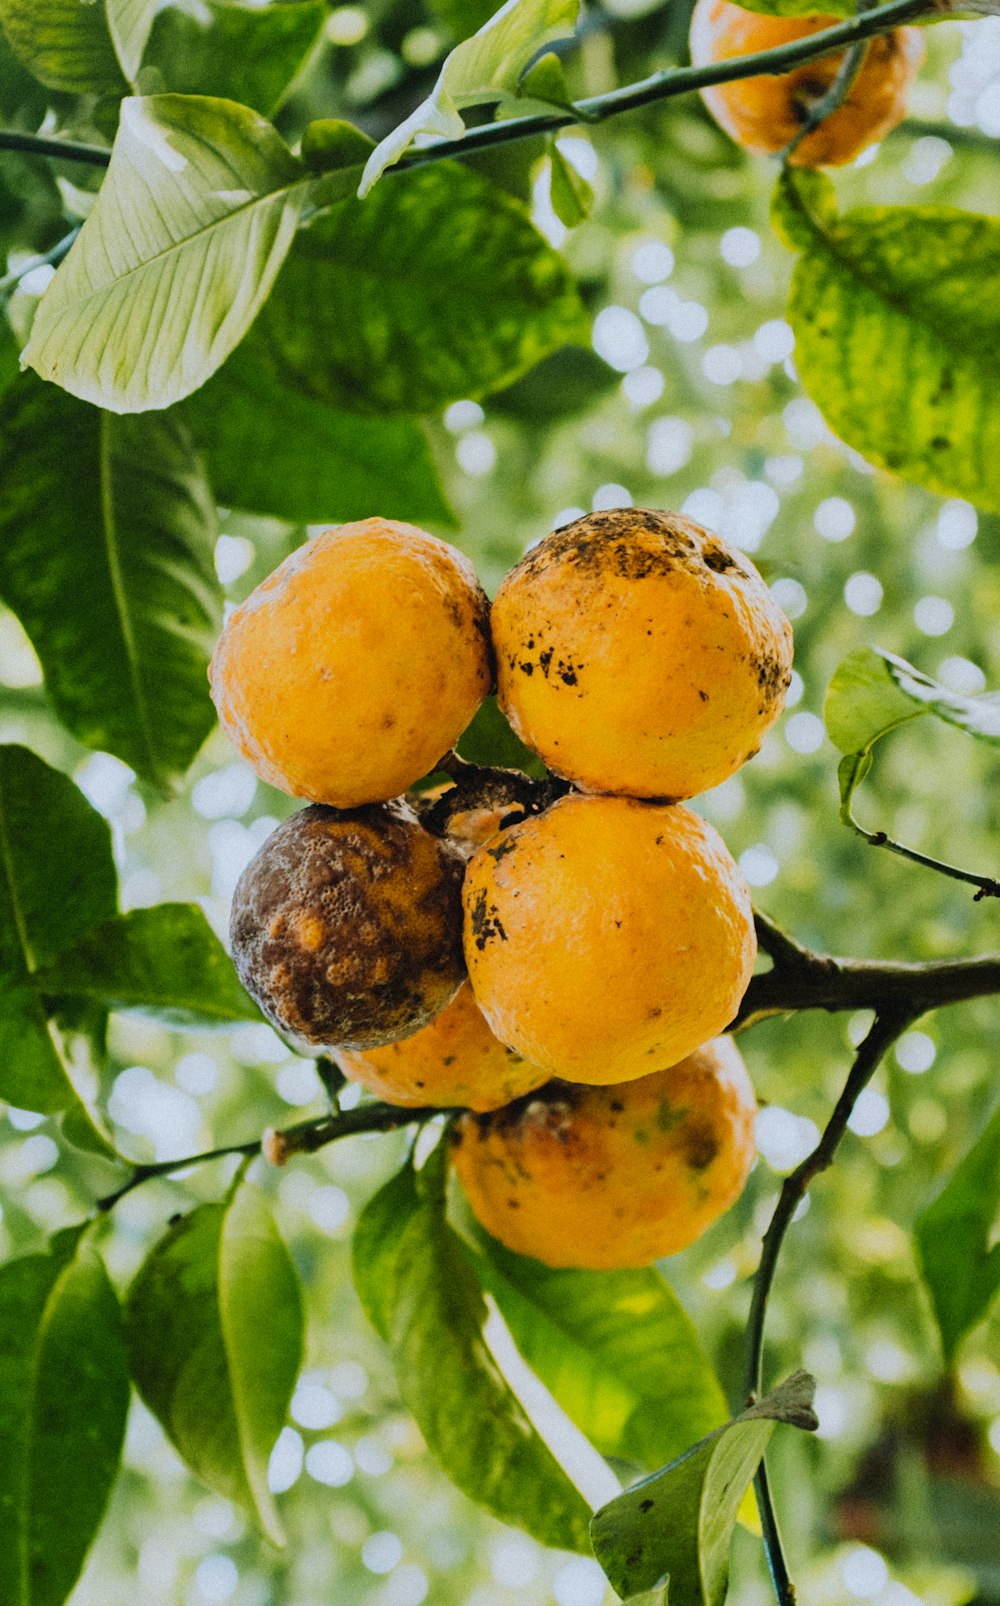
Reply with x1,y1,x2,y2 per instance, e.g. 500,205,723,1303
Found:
333,982,549,1111
689,0,924,168
462,792,756,1085
230,800,466,1050
491,509,792,802
451,1036,757,1269
210,519,492,807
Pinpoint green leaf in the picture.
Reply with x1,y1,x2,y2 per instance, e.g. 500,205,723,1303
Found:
300,119,375,174
519,51,575,111
360,0,580,193
429,0,501,40
915,1102,1000,1362
776,173,1000,511
879,652,1000,744
462,1221,728,1471
143,1,326,117
489,343,617,421
353,1153,595,1552
0,1232,130,1606
548,143,593,228
106,0,170,80
0,745,116,1115
0,0,125,93
457,695,548,775
591,1372,819,1604
251,161,586,415
824,647,927,759
0,376,221,789
34,904,262,1028
183,338,455,526
125,1183,304,1545
722,0,852,16
24,95,309,414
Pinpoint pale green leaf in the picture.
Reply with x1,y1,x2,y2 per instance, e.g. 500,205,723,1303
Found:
591,1372,818,1605
182,338,455,526
0,0,125,93
360,0,580,193
776,173,1000,510
0,745,116,1115
915,1102,1000,1362
300,119,375,174
548,143,592,227
33,904,262,1028
518,51,574,110
461,1219,728,1472
353,1153,595,1552
251,161,586,414
143,1,326,117
24,95,309,414
125,1184,304,1544
0,376,220,789
0,1232,130,1606
106,0,170,80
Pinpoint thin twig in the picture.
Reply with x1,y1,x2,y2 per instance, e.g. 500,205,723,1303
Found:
95,1099,435,1211
742,1009,915,1600
855,823,1000,900
780,39,868,163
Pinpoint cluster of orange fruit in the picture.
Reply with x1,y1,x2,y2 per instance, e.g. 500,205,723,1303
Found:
212,510,793,1269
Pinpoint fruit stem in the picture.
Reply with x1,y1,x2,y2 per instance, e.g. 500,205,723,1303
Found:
743,1007,916,1603
780,38,868,164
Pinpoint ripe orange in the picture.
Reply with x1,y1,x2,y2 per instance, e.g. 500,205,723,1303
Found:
333,982,549,1111
490,508,792,802
689,0,924,168
230,800,466,1050
462,792,756,1085
210,519,492,808
451,1036,757,1269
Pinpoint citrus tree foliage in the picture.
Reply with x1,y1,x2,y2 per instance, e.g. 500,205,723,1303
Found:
0,1,999,1605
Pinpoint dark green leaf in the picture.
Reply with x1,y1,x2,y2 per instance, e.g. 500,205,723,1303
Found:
24,95,309,413
353,1153,594,1552
34,904,262,1028
361,0,580,191
429,0,500,40
125,1183,304,1544
915,1102,1000,1362
0,0,125,93
183,339,455,526
0,1232,130,1606
489,344,618,421
251,161,586,415
462,1226,728,1471
300,119,375,174
0,745,116,1114
723,0,852,15
591,1372,818,1604
143,1,326,117
0,377,220,790
776,172,1000,510
456,696,547,775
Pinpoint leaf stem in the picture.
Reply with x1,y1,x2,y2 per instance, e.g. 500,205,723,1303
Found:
742,1008,915,1599
95,1098,435,1211
0,131,111,167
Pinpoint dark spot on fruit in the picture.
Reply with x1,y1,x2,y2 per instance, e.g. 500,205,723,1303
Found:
469,887,508,949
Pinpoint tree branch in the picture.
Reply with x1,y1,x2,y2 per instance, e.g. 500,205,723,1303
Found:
0,131,110,166
734,946,1000,1029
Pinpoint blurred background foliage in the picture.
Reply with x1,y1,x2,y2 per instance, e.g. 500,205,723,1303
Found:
1,0,999,1603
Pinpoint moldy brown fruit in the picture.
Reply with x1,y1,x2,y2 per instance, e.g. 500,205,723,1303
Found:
230,800,466,1051
461,792,756,1085
689,0,924,168
490,508,792,801
210,518,493,809
451,1036,757,1269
